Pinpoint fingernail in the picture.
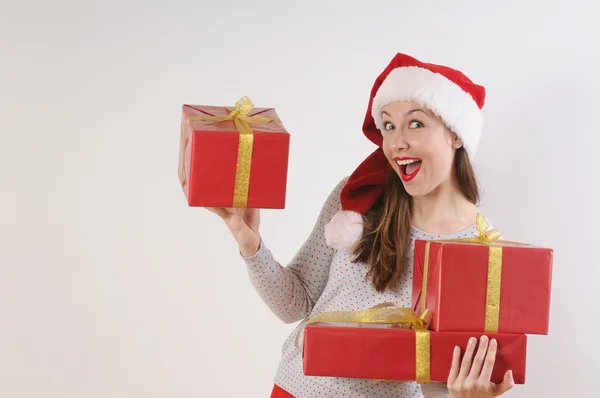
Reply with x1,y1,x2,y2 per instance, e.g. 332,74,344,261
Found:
491,338,497,347
508,370,513,380
454,346,460,354
481,335,488,344
469,337,476,345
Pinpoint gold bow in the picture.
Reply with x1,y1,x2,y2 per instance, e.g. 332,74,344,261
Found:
297,304,433,384
179,96,280,207
303,304,431,329
454,213,501,243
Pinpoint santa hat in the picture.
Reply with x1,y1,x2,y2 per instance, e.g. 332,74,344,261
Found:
324,53,486,253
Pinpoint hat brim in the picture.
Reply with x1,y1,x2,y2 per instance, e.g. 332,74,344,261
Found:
371,66,484,159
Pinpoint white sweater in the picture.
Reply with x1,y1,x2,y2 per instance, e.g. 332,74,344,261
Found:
243,177,483,398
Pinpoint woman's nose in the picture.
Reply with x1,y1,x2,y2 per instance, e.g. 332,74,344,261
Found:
390,130,409,151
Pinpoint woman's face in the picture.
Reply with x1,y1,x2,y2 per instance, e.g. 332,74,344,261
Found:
380,101,463,197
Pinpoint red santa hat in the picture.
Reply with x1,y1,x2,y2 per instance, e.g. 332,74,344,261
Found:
324,53,486,253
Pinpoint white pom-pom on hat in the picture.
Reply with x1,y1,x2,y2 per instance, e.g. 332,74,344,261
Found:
324,210,364,254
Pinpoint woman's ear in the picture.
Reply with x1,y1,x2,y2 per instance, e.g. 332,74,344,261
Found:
452,133,464,150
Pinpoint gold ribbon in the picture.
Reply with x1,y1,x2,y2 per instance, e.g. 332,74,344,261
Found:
415,329,431,384
297,304,433,384
420,214,505,332
179,96,280,207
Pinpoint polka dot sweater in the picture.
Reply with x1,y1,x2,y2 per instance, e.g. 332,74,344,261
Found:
243,177,484,398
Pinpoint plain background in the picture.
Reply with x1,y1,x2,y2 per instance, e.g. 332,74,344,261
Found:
2,0,598,397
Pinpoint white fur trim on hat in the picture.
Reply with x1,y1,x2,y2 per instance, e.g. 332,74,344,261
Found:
324,210,364,254
372,66,484,158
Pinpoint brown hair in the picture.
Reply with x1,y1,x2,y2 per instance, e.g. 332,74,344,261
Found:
351,146,480,293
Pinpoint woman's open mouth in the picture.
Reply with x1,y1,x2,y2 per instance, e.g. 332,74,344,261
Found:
395,157,422,182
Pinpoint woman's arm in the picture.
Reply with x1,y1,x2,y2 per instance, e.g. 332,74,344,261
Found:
242,178,347,323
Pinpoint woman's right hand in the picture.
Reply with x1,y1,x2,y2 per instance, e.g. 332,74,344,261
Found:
205,207,261,257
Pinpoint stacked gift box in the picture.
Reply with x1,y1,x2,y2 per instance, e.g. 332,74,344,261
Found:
302,216,553,385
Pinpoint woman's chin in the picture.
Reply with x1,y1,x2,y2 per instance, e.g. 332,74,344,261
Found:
394,171,425,197
403,185,426,198
400,178,435,198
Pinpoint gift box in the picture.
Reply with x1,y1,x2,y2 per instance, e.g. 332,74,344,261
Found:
302,322,527,384
178,96,290,208
412,216,553,335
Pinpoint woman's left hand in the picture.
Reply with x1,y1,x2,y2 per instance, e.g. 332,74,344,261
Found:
447,335,514,397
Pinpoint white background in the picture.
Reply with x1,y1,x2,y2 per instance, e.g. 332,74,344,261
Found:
1,1,598,397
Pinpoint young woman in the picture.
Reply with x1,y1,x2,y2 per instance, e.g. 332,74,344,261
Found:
207,53,514,398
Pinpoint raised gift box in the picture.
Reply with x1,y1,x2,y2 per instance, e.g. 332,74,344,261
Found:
178,96,290,208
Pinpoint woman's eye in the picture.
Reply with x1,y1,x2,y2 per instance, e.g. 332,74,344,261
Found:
409,120,423,129
383,122,395,131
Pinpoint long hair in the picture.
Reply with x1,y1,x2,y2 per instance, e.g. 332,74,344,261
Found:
352,147,480,293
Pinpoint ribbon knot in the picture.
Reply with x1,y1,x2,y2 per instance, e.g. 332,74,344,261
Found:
228,96,255,117
474,214,501,243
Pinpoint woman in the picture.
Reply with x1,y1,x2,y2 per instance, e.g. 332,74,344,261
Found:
207,53,514,398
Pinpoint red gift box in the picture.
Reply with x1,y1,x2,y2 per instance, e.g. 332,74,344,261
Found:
412,231,553,335
178,97,290,208
302,323,527,384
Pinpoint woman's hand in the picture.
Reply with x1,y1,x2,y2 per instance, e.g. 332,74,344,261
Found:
205,207,261,257
447,335,514,397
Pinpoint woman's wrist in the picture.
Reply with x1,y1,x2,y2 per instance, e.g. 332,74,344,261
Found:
240,238,261,257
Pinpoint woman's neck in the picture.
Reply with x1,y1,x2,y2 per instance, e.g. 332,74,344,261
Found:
410,185,478,235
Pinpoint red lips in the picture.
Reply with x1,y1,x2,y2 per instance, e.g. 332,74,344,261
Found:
394,157,422,182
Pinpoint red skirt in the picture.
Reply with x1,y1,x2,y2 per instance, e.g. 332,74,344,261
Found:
271,384,294,397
